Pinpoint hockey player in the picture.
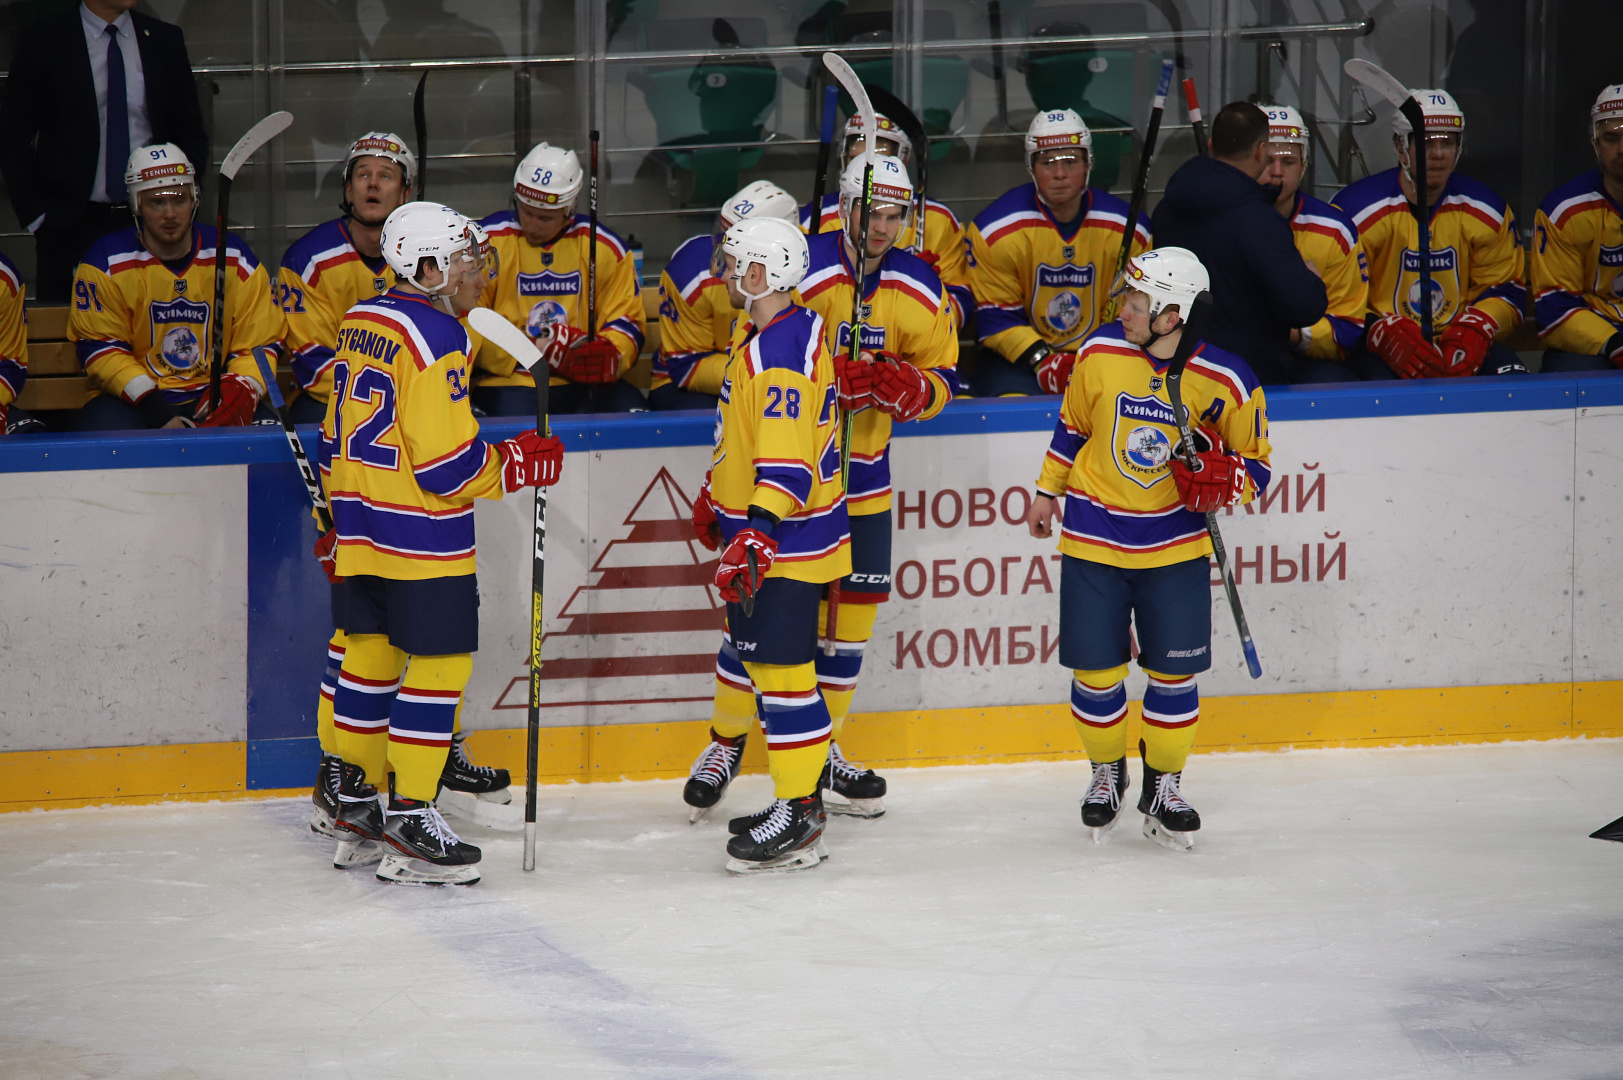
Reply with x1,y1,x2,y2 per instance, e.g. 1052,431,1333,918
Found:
1258,105,1366,382
474,142,645,415
801,111,973,327
682,156,956,824
1333,90,1527,380
688,215,850,873
317,202,565,885
69,144,283,430
0,250,45,435
279,133,416,424
1530,84,1623,372
967,109,1151,396
1025,247,1270,851
651,180,799,411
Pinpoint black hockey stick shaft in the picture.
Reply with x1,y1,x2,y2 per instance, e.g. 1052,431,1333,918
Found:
839,161,873,492
1116,59,1175,286
989,0,1009,129
1166,292,1262,679
524,377,552,872
1183,78,1208,157
413,72,428,200
587,130,600,337
1399,98,1433,340
209,175,231,412
252,347,333,533
742,547,758,618
863,84,929,254
809,84,839,235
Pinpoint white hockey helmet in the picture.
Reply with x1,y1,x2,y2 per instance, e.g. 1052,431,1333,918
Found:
467,218,499,282
838,154,915,234
344,131,416,189
1392,89,1465,139
719,180,800,228
125,144,199,203
1024,108,1092,176
513,142,584,211
1592,84,1623,140
1262,104,1310,160
381,201,478,294
844,111,911,163
1117,246,1209,320
723,216,809,315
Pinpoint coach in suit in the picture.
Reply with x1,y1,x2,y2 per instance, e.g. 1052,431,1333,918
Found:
0,0,208,302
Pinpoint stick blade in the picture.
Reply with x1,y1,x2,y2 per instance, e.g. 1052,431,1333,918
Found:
1590,815,1623,842
822,52,875,171
221,111,293,181
467,307,544,373
1342,59,1412,109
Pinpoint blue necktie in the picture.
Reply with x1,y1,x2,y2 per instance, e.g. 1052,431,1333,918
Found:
105,24,129,202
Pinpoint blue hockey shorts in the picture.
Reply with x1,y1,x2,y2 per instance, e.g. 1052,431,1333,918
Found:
1059,555,1212,676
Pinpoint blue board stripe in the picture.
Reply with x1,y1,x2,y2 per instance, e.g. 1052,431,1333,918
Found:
247,736,323,791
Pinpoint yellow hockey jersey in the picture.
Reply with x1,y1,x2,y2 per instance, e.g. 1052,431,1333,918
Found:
1334,168,1525,336
1285,192,1369,360
1531,169,1623,354
319,288,505,580
0,253,26,410
653,231,735,395
796,229,958,516
473,210,645,388
801,193,973,326
279,217,397,405
710,304,850,585
1036,324,1271,569
968,183,1150,362
69,225,283,407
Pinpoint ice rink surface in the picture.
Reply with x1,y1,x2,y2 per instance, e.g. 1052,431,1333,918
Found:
4,739,1623,1080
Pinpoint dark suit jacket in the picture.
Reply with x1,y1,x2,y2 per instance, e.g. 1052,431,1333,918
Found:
0,10,208,228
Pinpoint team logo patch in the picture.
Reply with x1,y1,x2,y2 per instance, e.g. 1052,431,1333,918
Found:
173,279,187,296
837,321,887,352
1397,247,1459,323
1149,376,1163,392
373,277,388,293
525,299,569,340
1035,263,1095,343
160,326,202,374
1110,392,1178,489
1063,246,1075,259
518,268,579,297
1599,245,1623,299
148,298,211,376
542,252,554,266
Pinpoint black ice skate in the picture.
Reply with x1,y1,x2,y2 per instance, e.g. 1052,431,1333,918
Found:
684,731,746,823
820,742,887,818
309,753,342,839
725,794,827,874
378,796,482,885
332,761,385,869
1138,760,1201,852
436,733,515,829
1080,757,1130,843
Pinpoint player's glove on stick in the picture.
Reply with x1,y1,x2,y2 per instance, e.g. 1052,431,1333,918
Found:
834,354,876,411
538,323,587,372
313,526,343,584
1170,449,1247,513
496,430,565,492
691,480,721,551
715,528,777,604
557,337,621,384
1034,350,1079,395
1438,308,1497,377
194,372,262,427
1604,331,1623,369
1368,313,1447,379
871,357,932,422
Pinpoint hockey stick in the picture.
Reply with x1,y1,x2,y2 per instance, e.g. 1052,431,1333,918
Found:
864,84,928,255
1183,78,1208,157
413,72,428,200
809,83,839,235
587,129,600,337
1590,814,1623,842
209,111,293,411
1165,291,1263,679
467,307,552,872
1113,60,1175,292
1344,59,1434,340
251,346,332,533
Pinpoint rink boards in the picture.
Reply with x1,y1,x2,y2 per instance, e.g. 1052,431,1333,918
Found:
2,375,1621,810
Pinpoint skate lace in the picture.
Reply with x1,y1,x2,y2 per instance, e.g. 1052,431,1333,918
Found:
413,805,464,849
829,742,867,780
1083,761,1121,809
450,736,499,779
691,740,740,788
747,799,792,844
1150,771,1192,815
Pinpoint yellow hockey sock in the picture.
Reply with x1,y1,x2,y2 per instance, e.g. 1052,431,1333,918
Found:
315,629,347,756
1069,664,1130,763
815,599,877,740
743,660,831,799
1140,668,1199,773
332,634,406,786
388,652,473,802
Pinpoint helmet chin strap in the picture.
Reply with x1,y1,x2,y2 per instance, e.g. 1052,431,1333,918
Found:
735,258,773,321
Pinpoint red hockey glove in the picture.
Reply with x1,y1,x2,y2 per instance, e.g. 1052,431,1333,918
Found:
835,354,876,411
1604,331,1623,369
193,373,262,427
1170,449,1247,513
538,323,587,372
1034,350,1079,395
556,337,621,384
313,526,343,585
871,358,933,422
1438,308,1497,377
496,430,565,492
691,480,720,551
715,528,777,603
1367,314,1446,379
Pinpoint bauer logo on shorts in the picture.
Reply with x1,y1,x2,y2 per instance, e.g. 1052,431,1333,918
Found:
1112,392,1178,489
1035,263,1095,342
148,298,211,375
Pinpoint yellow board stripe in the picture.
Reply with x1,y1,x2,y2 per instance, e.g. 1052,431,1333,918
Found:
3,681,1619,813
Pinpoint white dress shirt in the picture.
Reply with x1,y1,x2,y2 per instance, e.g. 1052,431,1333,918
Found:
80,2,152,204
